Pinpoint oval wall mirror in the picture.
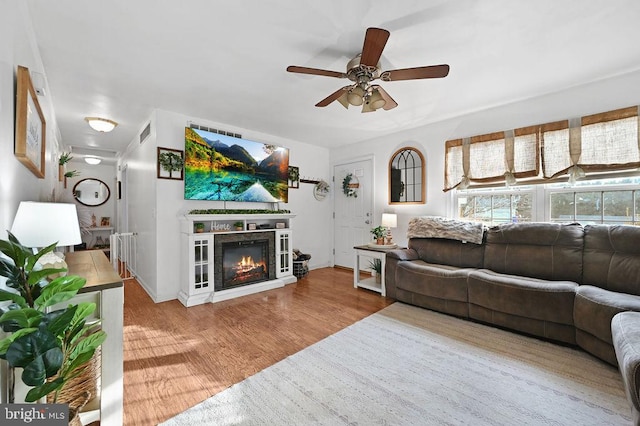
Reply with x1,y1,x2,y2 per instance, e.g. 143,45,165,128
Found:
389,147,425,204
73,178,111,207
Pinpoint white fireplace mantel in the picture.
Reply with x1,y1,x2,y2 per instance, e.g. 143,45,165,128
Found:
179,213,296,306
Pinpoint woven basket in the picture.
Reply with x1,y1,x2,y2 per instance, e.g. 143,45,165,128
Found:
47,346,101,412
67,391,90,426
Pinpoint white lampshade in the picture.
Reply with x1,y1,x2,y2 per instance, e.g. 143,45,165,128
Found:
381,213,397,228
11,202,82,248
85,117,118,133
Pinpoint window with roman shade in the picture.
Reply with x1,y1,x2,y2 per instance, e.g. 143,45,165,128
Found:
578,106,640,173
445,105,640,191
541,120,571,178
444,127,539,191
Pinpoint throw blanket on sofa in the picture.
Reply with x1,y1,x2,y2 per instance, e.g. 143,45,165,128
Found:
407,216,485,244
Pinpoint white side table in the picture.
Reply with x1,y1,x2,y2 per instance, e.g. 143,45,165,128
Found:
353,245,401,296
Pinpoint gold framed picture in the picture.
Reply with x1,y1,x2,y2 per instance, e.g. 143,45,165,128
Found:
15,65,46,178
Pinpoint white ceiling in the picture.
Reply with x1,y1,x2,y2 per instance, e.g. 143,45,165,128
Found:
25,0,640,158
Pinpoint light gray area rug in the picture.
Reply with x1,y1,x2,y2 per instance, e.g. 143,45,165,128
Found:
161,303,631,425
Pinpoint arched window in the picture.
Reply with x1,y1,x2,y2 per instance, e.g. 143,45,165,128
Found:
389,147,425,204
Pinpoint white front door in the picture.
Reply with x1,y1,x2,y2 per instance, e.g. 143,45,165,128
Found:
333,158,374,268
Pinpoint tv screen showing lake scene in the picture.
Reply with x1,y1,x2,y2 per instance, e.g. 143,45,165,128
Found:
184,127,289,202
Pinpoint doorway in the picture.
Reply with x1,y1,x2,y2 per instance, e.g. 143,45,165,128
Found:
333,158,374,268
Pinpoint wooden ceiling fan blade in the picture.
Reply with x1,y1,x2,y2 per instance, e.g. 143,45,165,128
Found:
375,86,398,110
315,86,351,107
359,27,390,67
287,65,346,79
380,64,450,81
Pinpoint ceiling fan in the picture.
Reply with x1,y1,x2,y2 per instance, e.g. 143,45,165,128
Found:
286,27,450,113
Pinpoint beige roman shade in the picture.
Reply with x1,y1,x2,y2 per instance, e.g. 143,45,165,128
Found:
541,120,571,178
579,106,640,172
445,105,640,191
444,128,539,191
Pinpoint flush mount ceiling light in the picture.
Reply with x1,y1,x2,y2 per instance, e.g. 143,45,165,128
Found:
84,156,101,165
85,117,118,132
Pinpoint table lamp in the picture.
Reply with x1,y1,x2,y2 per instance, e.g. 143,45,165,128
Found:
10,201,82,273
381,213,397,245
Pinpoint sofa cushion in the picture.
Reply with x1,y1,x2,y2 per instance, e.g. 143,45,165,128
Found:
483,222,584,283
408,238,484,269
583,224,640,296
396,260,473,302
574,285,640,344
468,269,577,325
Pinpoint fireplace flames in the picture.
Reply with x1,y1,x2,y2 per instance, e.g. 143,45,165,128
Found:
221,240,270,289
230,256,266,282
236,256,264,273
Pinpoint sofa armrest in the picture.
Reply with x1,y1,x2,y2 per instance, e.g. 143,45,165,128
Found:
386,248,419,262
612,311,640,425
384,249,419,300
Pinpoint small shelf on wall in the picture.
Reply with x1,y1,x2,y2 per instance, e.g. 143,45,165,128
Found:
300,178,320,184
87,226,114,232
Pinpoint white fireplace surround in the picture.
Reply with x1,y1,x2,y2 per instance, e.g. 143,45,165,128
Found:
179,213,296,306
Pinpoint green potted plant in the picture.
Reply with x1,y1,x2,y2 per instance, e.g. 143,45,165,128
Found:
370,226,386,245
58,152,73,166
194,222,205,233
233,221,244,231
0,232,106,410
63,170,80,189
368,258,382,283
58,152,73,182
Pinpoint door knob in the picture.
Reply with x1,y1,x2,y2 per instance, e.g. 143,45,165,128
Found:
365,220,370,224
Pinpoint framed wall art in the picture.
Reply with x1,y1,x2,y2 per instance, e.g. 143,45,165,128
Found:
288,166,299,188
15,65,46,178
157,147,184,180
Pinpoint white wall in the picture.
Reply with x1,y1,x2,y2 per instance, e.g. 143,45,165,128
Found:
118,112,158,299
331,68,640,248
0,1,63,239
121,109,332,302
0,1,65,405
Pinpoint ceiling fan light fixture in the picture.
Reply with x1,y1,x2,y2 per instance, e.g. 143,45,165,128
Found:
287,27,449,111
85,117,118,133
347,86,365,106
361,101,376,113
84,156,102,165
337,91,350,109
369,89,386,110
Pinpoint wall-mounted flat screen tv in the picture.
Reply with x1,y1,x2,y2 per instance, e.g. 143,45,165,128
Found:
184,127,289,202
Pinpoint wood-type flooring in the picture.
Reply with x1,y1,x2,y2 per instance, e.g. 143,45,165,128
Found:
122,267,393,425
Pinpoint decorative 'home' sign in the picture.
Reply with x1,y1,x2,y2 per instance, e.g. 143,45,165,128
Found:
212,222,231,231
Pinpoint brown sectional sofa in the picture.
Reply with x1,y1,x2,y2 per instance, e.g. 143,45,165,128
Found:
385,221,640,366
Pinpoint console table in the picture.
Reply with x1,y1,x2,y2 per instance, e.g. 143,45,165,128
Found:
353,245,401,297
65,250,123,425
